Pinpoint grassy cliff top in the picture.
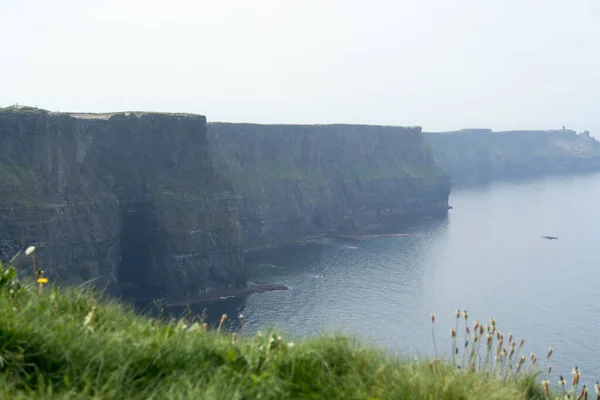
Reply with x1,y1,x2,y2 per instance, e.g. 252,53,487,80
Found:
209,121,423,130
0,105,205,120
424,128,582,136
0,260,558,399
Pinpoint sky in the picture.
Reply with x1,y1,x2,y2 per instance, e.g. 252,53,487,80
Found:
1,0,599,133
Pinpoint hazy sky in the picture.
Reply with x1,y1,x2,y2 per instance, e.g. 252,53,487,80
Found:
1,0,598,133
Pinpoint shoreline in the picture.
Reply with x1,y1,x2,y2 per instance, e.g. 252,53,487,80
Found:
164,283,288,307
337,233,422,239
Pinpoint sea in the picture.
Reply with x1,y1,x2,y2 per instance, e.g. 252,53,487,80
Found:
169,171,600,384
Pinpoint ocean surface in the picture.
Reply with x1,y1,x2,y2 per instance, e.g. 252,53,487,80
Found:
175,171,600,382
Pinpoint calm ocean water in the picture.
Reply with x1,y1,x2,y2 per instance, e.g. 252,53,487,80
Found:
175,171,600,382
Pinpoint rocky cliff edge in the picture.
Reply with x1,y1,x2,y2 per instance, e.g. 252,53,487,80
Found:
208,123,450,250
0,106,245,298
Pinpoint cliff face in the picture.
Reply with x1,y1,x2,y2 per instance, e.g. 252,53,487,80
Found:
208,123,450,250
0,107,244,298
424,129,600,185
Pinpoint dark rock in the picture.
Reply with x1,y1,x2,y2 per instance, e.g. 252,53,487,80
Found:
208,123,450,250
0,107,244,298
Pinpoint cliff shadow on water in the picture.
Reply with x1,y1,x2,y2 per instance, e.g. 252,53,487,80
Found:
169,212,452,330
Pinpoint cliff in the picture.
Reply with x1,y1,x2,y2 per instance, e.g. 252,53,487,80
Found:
0,106,244,298
424,128,600,185
208,123,450,250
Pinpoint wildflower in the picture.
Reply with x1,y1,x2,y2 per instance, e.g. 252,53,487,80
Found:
217,314,227,332
573,367,580,386
450,329,456,338
37,277,48,284
25,246,36,255
287,342,295,348
542,380,550,398
83,306,96,333
508,333,513,343
559,375,566,387
463,310,468,320
456,309,461,318
547,346,553,359
430,313,435,323
578,385,588,400
548,365,552,374
486,334,493,345
516,355,526,374
519,338,525,348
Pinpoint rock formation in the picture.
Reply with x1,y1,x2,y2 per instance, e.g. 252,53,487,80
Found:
425,129,600,185
208,123,450,250
0,106,244,298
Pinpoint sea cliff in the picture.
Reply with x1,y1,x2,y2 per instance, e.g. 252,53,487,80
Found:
424,128,600,185
0,106,244,298
208,123,450,250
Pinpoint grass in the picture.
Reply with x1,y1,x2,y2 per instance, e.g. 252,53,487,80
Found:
0,253,592,399
0,105,48,115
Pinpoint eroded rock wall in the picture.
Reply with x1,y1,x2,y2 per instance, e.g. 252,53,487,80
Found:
208,123,450,250
0,107,244,298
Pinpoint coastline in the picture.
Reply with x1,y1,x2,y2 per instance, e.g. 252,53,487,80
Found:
164,283,288,307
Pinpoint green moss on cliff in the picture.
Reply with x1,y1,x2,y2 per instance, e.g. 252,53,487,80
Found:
0,161,43,206
341,161,445,184
229,160,326,187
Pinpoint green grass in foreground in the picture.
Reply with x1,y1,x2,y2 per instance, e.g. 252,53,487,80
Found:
0,256,585,399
